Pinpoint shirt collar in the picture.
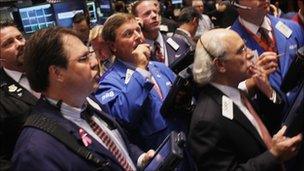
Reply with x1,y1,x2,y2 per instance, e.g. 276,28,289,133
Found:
155,32,164,48
118,59,137,70
211,82,242,103
238,16,272,34
176,28,192,38
3,67,23,83
46,97,84,121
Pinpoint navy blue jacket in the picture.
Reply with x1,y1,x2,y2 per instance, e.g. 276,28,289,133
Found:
12,99,142,171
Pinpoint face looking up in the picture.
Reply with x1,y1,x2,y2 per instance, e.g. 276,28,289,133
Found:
0,26,25,71
135,1,160,34
238,0,270,21
110,19,145,62
217,31,254,85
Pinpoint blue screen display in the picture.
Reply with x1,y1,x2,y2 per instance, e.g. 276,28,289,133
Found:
52,1,85,28
19,4,56,34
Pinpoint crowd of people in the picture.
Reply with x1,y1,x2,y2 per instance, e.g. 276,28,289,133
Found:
1,0,304,171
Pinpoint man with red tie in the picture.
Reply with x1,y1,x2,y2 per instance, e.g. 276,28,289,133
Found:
131,0,191,66
12,27,154,170
231,0,304,132
189,28,302,171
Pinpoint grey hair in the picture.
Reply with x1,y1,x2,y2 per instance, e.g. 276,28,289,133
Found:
193,29,230,86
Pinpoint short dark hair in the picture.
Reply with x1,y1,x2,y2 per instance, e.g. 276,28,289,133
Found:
102,13,136,42
23,27,80,92
0,20,17,30
72,12,87,24
178,7,202,25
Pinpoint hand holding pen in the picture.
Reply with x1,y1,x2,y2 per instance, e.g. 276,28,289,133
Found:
255,52,283,77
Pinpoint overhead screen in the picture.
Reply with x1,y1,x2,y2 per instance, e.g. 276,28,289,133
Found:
52,1,86,28
18,3,56,34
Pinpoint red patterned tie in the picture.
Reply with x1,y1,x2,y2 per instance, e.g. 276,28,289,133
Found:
258,27,276,52
154,41,165,62
86,116,133,171
240,93,272,149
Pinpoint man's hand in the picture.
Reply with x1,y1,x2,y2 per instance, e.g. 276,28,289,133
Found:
245,51,279,96
141,149,156,167
270,126,303,162
249,64,273,98
132,43,150,70
255,52,279,77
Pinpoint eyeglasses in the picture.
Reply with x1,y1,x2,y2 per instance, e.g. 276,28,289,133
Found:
74,48,96,63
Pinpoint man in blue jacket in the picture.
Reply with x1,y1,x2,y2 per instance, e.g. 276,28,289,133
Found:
94,13,189,152
231,0,304,108
12,27,154,171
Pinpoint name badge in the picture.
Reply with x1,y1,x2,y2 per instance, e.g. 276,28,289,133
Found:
222,95,234,120
166,38,180,51
275,21,292,38
125,69,134,84
160,25,169,32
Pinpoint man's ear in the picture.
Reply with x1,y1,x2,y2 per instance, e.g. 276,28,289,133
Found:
49,65,64,82
213,58,226,73
108,42,117,53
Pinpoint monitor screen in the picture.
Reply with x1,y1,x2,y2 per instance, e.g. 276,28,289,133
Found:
18,3,56,34
86,1,97,25
172,0,182,5
97,0,112,23
52,1,86,28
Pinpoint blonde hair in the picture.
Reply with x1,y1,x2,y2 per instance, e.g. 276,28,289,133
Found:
89,25,103,43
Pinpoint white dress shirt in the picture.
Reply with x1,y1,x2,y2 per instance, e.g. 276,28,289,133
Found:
195,14,214,37
238,16,273,39
155,32,169,66
3,68,40,98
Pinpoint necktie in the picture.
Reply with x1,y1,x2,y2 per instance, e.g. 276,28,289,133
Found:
151,76,163,100
240,92,272,149
258,27,272,45
154,41,165,62
85,114,133,171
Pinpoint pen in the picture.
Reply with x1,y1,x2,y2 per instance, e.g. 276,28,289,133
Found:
276,53,284,58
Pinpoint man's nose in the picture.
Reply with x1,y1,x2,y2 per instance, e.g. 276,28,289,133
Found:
134,31,143,43
16,38,25,47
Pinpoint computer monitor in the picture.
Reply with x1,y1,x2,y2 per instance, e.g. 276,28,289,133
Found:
97,0,112,24
52,1,86,28
17,3,56,34
86,1,97,25
172,0,183,5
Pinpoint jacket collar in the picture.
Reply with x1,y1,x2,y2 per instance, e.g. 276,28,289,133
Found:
0,68,37,105
203,84,268,149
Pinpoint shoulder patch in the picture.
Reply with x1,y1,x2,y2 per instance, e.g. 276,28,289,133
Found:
222,95,234,120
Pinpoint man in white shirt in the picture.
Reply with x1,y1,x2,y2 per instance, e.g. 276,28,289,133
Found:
189,28,302,170
192,0,214,38
0,21,39,171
